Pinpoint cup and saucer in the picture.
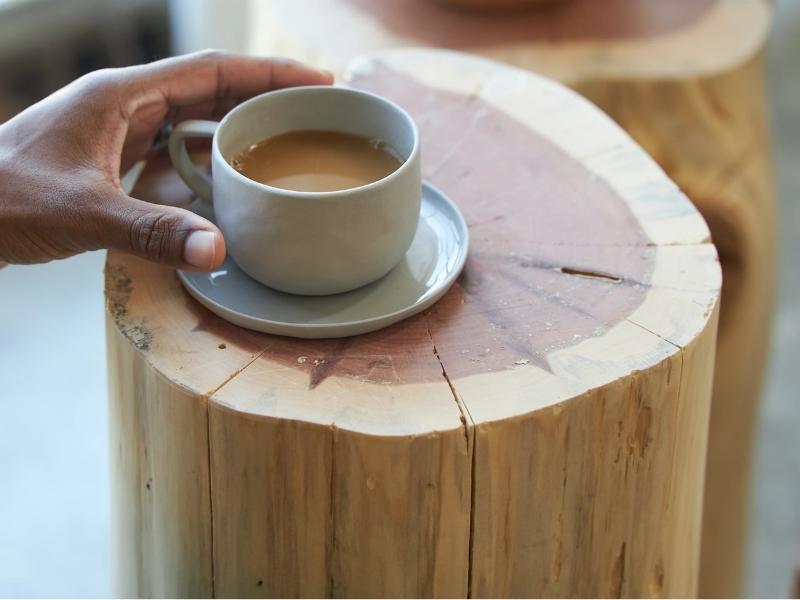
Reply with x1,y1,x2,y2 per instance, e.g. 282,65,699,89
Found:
168,86,469,339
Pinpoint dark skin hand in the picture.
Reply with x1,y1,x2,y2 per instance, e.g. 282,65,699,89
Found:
0,50,333,270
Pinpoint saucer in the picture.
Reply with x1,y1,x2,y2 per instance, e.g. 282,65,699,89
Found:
177,182,469,339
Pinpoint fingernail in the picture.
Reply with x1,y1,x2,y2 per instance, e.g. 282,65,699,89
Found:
322,69,335,81
184,230,217,269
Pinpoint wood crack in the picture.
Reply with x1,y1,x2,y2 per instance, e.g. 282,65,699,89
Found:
499,253,646,289
466,420,477,599
205,401,216,598
199,345,281,598
558,266,622,283
428,328,470,446
425,316,476,597
625,317,683,351
204,348,271,398
328,425,337,598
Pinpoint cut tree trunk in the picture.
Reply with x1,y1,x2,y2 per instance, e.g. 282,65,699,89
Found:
249,3,774,594
107,49,721,597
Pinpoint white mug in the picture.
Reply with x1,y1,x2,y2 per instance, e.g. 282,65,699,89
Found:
168,86,421,295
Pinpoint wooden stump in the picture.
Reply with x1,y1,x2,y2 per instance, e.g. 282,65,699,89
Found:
250,4,774,595
106,50,720,597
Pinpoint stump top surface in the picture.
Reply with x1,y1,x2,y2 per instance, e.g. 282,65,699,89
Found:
252,0,771,80
106,49,720,436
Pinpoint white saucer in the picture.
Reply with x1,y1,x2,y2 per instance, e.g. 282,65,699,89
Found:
177,182,469,339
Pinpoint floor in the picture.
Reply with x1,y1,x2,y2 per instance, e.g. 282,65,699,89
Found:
0,251,110,597
0,3,798,597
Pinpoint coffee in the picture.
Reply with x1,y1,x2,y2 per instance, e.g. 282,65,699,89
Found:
231,130,402,192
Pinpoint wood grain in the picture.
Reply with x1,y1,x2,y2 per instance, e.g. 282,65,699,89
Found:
576,53,776,597
106,49,720,597
107,321,213,597
251,6,772,593
208,404,331,597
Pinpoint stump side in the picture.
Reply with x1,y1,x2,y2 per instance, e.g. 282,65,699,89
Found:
106,49,721,598
251,7,775,591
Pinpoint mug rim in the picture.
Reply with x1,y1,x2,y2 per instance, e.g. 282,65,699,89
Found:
211,85,420,198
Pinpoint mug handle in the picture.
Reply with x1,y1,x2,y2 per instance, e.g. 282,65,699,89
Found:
168,120,219,202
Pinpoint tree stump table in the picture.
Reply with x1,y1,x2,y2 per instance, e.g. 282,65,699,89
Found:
250,3,774,595
106,50,721,598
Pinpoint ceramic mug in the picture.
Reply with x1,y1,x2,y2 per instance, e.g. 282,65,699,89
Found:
168,86,421,295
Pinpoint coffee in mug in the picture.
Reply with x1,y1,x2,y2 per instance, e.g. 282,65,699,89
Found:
169,86,421,296
231,130,403,192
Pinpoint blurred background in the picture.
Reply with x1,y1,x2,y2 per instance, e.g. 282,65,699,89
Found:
0,0,797,597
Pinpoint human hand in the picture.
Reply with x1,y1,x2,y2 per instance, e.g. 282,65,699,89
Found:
0,50,333,269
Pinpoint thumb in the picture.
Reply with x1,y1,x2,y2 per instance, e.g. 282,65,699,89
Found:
102,193,225,270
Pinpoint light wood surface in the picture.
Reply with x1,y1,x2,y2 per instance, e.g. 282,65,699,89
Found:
107,49,721,597
250,4,774,594
252,0,770,81
577,53,776,599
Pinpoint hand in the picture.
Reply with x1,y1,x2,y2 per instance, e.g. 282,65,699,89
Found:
0,50,333,269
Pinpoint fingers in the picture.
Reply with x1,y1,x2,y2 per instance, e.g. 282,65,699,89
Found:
100,188,226,270
133,50,333,115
